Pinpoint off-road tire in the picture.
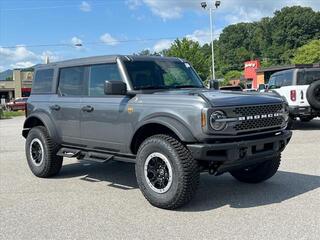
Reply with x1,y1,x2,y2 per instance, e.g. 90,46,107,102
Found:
230,155,281,183
135,134,200,209
307,80,320,110
26,126,63,178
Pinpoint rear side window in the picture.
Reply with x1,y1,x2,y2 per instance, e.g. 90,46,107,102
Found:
32,69,54,93
89,64,121,96
297,70,320,85
58,66,87,96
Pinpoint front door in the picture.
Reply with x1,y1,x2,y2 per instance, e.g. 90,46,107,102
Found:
80,63,130,152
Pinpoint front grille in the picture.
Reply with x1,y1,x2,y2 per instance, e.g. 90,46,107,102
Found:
233,104,284,132
234,117,283,131
233,104,283,116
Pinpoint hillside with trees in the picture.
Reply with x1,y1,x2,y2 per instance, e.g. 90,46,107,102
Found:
138,6,320,81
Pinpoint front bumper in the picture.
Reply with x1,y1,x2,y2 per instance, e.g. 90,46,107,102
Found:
187,130,292,163
289,106,320,117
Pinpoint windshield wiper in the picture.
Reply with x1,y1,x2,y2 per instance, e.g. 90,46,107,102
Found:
135,86,170,90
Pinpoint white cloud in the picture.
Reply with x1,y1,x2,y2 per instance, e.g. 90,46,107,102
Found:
186,29,214,45
40,51,61,62
153,39,173,52
100,33,119,46
0,46,61,69
10,61,35,69
79,1,91,12
126,0,141,10
0,46,37,62
128,0,320,22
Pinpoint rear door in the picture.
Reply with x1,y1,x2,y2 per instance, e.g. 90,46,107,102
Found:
50,66,87,146
80,63,131,152
296,69,320,107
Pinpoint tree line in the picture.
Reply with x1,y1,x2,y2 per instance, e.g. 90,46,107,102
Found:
137,6,320,82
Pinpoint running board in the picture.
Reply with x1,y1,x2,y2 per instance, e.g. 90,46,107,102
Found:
82,152,114,163
57,148,81,158
57,146,136,163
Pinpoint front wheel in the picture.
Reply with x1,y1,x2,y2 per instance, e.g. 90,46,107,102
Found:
135,134,200,209
230,155,281,183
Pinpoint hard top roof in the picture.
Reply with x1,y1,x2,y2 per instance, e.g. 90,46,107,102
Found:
35,55,185,69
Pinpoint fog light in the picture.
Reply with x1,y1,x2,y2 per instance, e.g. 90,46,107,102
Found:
210,111,227,131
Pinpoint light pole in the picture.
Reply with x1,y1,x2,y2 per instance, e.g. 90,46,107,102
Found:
201,1,221,80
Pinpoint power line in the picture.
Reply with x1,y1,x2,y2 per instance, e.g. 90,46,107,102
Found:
0,33,221,49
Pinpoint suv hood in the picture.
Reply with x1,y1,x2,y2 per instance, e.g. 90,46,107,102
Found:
199,90,283,107
153,89,283,107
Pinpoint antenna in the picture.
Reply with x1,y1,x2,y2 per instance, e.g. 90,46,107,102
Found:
45,56,50,64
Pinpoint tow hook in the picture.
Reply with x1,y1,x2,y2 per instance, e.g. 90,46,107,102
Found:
239,147,247,159
208,162,220,175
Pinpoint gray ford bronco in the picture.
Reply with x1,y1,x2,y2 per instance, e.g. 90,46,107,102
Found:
23,55,292,209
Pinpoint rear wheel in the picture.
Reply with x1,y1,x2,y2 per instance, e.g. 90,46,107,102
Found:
135,134,200,209
25,126,63,177
230,155,281,183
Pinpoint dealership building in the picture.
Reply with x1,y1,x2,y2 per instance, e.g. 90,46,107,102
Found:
0,68,34,102
240,60,320,89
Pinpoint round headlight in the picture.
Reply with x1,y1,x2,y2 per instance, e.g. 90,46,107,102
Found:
210,110,227,131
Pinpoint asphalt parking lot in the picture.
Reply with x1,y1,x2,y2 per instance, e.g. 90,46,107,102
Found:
0,116,319,240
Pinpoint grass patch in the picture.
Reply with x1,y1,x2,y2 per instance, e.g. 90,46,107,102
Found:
0,110,25,119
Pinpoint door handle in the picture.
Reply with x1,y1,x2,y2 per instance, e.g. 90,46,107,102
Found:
50,104,60,111
81,105,94,112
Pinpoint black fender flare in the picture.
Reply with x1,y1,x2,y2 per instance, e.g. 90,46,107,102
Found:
22,112,60,143
132,114,197,143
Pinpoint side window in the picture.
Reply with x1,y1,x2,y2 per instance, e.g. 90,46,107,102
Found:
297,70,320,85
89,64,122,96
58,66,87,96
32,69,54,93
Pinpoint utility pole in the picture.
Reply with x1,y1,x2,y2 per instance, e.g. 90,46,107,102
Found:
201,1,221,80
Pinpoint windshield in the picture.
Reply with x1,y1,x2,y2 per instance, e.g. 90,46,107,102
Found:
124,60,204,90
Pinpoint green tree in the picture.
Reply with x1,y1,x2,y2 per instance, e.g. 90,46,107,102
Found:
165,38,208,80
221,70,243,86
268,6,320,64
134,49,159,56
292,40,320,64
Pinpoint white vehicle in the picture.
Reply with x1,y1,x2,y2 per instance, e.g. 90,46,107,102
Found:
268,67,320,127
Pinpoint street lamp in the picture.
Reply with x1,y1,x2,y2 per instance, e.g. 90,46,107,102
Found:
201,1,221,80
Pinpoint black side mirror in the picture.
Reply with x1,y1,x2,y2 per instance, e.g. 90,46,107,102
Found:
209,80,219,90
104,81,127,95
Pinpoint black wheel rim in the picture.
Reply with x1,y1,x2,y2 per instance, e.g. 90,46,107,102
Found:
30,138,44,166
144,152,173,193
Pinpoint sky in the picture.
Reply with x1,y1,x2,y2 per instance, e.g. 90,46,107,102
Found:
0,0,319,71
